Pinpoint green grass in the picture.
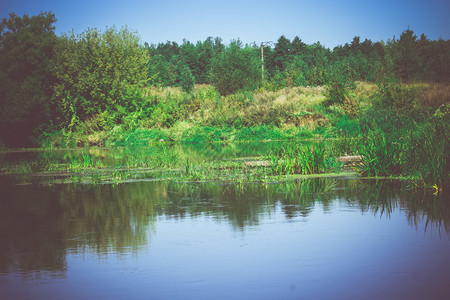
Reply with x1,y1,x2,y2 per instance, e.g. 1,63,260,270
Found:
268,142,341,175
357,131,405,177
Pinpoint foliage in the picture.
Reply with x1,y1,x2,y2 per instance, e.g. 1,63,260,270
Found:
357,131,405,177
181,126,229,143
393,28,420,81
324,62,356,106
148,54,176,86
52,26,150,127
234,125,287,141
176,60,195,93
284,56,308,87
210,40,261,96
0,12,57,147
404,106,449,187
108,127,169,146
373,77,422,110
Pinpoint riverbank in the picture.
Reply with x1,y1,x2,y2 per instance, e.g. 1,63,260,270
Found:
1,81,448,191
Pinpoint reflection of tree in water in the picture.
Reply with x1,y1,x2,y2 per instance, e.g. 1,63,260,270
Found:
58,183,159,255
403,190,450,234
1,176,448,277
161,178,336,229
0,180,67,278
335,178,450,233
0,180,160,276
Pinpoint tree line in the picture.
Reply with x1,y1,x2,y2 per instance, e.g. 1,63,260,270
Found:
1,11,449,146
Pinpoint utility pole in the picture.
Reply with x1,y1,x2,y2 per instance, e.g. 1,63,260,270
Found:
261,42,264,82
259,41,273,83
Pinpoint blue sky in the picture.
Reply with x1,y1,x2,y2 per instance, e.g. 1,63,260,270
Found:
1,0,449,48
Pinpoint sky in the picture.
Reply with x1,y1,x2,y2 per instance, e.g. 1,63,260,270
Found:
1,0,449,48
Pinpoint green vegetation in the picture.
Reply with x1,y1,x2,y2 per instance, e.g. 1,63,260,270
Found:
210,40,260,95
52,26,150,129
0,12,57,147
0,11,448,192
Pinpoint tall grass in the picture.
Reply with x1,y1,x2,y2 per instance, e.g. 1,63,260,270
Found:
357,131,405,177
419,83,450,107
406,122,449,188
269,142,327,175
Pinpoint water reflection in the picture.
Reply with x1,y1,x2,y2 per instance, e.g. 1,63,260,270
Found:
1,177,448,278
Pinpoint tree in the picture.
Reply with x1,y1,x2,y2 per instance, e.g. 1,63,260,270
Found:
176,60,195,93
301,42,331,85
52,26,150,128
156,40,179,61
180,40,201,82
0,11,57,147
291,36,306,56
285,56,307,87
210,40,260,95
393,28,420,81
273,35,291,71
196,37,214,84
351,36,360,51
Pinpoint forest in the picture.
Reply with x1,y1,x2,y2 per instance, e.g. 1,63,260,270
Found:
0,11,449,189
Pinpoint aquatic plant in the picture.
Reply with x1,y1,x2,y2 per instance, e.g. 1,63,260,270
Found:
406,122,448,189
357,131,405,177
269,142,328,175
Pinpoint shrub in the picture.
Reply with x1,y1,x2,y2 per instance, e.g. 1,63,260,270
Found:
324,66,356,106
373,77,421,110
108,127,168,146
181,127,229,144
234,125,286,141
53,26,150,127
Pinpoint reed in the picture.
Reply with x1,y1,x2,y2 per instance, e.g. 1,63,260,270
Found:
269,142,327,175
357,131,405,177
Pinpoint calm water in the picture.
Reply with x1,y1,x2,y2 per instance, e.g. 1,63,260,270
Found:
1,174,449,300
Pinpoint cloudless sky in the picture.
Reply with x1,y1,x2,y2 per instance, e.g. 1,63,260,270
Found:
1,0,449,48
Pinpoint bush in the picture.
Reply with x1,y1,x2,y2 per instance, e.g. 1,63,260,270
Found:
181,127,229,144
373,77,421,110
334,115,360,136
234,125,287,141
324,65,356,106
108,127,168,146
53,26,150,127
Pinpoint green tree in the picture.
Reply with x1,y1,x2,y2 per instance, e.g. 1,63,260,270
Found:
210,40,260,96
285,55,307,87
52,26,150,128
148,54,176,86
393,28,420,81
291,36,306,56
180,40,201,82
274,35,291,71
0,12,57,146
301,42,331,85
176,60,195,93
429,38,450,81
196,37,215,84
325,60,356,107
